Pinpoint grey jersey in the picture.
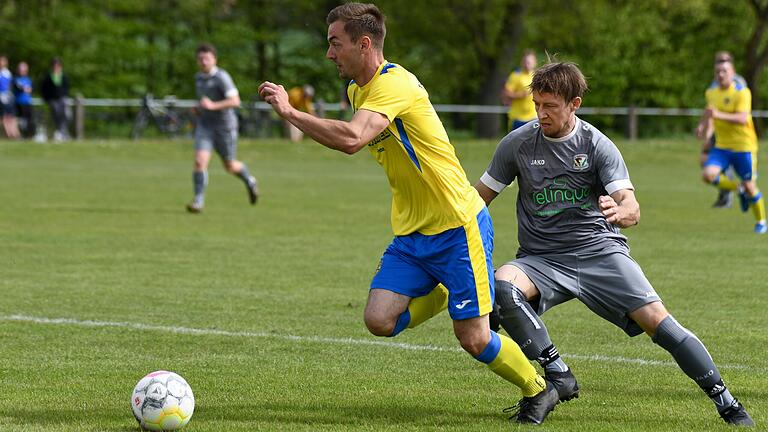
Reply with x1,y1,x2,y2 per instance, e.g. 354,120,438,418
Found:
195,67,238,129
481,117,634,256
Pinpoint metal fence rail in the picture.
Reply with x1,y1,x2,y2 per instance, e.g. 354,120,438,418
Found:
27,96,768,140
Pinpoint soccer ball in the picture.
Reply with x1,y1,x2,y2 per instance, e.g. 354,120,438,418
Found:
131,371,195,431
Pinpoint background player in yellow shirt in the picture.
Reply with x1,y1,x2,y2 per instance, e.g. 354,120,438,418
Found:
698,58,766,233
259,2,558,425
285,84,315,141
697,51,746,209
501,50,537,131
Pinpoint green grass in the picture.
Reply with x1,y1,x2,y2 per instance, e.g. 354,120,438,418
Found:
0,136,766,431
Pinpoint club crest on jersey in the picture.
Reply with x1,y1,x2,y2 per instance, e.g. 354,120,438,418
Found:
573,154,589,170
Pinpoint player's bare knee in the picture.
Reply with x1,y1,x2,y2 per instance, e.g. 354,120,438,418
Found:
495,265,537,299
702,168,719,184
456,333,488,357
363,311,395,337
223,161,238,174
629,301,669,335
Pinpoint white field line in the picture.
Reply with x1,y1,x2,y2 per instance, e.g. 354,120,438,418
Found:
1,314,761,372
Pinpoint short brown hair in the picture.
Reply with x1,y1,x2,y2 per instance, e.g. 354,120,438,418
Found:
196,43,217,57
530,62,588,102
326,3,386,50
714,50,733,64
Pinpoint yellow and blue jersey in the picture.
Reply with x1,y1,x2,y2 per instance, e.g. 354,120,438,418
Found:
504,69,536,123
347,62,485,236
706,81,757,153
288,86,315,115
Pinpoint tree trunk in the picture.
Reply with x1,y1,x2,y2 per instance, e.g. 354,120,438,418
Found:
476,1,528,138
745,0,768,136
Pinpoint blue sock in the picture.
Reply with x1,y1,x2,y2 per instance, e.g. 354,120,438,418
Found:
389,309,411,337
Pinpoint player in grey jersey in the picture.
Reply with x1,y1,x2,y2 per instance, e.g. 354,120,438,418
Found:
475,62,753,426
187,43,259,213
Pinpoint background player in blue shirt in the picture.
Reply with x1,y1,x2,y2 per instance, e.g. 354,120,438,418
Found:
0,55,20,139
13,61,35,139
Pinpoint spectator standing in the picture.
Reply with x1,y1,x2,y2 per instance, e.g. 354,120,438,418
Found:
13,61,35,139
0,55,20,139
40,57,70,142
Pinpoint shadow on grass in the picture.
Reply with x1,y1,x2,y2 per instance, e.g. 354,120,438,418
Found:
31,204,181,215
0,400,502,430
194,400,502,428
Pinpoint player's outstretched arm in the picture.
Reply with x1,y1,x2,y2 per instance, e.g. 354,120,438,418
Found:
600,189,640,228
259,81,389,154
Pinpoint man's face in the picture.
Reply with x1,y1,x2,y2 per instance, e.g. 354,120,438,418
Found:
522,54,536,72
532,91,580,138
0,57,6,69
715,62,734,88
196,51,216,74
18,62,27,76
326,20,361,79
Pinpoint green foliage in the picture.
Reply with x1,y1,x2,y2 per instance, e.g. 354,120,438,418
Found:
1,0,767,135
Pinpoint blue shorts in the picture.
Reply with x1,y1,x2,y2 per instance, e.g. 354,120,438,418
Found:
705,147,757,181
371,207,495,320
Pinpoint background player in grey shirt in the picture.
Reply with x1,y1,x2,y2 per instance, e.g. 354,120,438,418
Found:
187,43,259,213
475,62,753,426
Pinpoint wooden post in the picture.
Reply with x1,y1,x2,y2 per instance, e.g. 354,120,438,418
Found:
74,94,85,140
627,105,638,141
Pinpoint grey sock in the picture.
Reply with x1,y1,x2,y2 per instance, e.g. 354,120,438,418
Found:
193,171,208,203
652,315,735,412
236,164,255,186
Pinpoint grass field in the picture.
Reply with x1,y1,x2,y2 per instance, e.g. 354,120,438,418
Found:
0,136,766,431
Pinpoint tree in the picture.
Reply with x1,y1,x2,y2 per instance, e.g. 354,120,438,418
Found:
745,0,768,134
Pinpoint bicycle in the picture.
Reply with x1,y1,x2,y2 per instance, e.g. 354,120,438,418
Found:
130,94,189,139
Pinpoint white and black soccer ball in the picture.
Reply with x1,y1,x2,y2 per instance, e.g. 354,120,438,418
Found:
131,370,195,431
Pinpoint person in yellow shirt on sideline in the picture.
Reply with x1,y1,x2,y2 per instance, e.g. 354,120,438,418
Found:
286,84,315,141
501,50,537,131
697,58,766,234
259,2,558,425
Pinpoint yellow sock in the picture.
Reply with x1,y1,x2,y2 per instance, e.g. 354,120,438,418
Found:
407,284,448,329
486,332,546,397
752,193,766,222
715,174,738,191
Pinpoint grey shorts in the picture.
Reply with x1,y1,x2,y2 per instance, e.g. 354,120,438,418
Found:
508,242,661,337
195,126,237,161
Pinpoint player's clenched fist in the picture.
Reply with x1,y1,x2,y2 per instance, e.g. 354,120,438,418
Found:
258,81,291,118
599,195,620,224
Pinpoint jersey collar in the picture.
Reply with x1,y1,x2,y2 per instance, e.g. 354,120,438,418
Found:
201,66,219,78
543,117,581,142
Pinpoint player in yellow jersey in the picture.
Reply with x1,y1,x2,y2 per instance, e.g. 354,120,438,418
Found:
501,50,537,131
698,58,766,233
285,85,315,141
259,2,558,425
